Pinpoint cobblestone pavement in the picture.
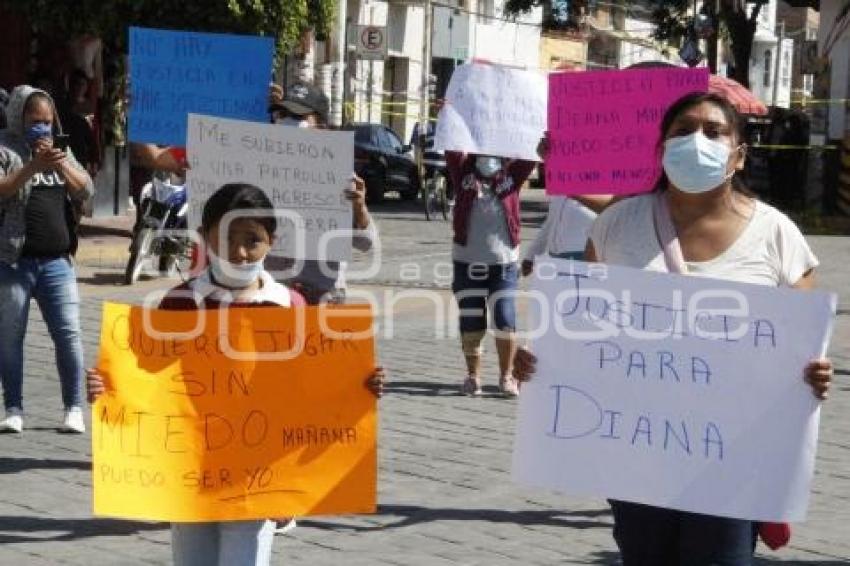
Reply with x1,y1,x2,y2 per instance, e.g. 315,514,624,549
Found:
1,194,848,565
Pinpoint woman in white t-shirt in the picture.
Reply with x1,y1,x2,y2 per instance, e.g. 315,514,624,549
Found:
513,92,833,565
521,196,598,275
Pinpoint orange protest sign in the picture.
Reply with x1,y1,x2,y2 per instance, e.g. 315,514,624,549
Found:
92,302,376,522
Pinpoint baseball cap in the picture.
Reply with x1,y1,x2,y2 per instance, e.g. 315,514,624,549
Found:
273,81,329,124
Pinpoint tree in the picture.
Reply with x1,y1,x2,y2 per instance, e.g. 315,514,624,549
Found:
0,0,337,143
647,0,768,88
505,0,590,31
0,0,337,54
503,0,767,88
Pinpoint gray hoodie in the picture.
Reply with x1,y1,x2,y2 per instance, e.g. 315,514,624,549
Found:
0,85,94,264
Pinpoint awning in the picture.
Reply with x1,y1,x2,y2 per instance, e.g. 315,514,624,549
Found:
709,74,769,116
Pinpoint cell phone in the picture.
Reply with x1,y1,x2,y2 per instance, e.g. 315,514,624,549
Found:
53,134,70,152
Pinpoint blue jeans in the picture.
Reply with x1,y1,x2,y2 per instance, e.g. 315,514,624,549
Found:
452,262,518,333
610,500,757,566
0,256,84,410
171,520,276,566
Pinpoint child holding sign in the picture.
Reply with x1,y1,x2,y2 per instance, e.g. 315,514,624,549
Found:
87,183,384,566
513,92,833,564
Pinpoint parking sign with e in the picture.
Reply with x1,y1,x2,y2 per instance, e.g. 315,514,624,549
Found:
354,25,387,60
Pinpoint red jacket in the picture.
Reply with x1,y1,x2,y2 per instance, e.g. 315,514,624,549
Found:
446,151,536,248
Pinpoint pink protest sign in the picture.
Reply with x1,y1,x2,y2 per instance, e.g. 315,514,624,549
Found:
546,67,709,196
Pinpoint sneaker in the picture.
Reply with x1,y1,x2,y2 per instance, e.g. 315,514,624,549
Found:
60,407,86,434
0,408,23,433
275,518,297,535
499,376,520,398
461,376,483,397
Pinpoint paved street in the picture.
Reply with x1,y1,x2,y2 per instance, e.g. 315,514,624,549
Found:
0,192,848,565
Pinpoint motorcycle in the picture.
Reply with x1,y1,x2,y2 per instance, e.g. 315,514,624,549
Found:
124,175,191,285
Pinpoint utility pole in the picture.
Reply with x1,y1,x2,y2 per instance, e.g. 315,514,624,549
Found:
772,19,785,107
368,4,376,123
707,0,720,74
418,0,433,184
333,0,347,127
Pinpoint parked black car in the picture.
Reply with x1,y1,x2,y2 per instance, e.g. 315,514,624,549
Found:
345,122,420,203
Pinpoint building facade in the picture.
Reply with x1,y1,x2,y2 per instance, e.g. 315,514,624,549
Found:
303,0,543,142
748,0,795,108
816,0,849,140
777,0,820,104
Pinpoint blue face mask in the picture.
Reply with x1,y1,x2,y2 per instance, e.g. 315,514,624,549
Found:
24,122,52,146
662,132,735,194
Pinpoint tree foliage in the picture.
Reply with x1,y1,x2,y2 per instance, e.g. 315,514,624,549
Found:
504,0,589,31
504,0,767,88
0,0,337,53
0,0,337,144
648,0,767,88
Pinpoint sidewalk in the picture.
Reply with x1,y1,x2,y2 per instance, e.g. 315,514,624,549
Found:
75,213,134,270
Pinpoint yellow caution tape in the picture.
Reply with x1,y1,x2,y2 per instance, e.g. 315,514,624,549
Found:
344,100,443,107
340,104,850,149
793,98,850,106
750,144,838,150
343,104,438,121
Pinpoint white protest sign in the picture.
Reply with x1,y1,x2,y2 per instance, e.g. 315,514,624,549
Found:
513,259,836,522
433,63,546,161
187,114,354,261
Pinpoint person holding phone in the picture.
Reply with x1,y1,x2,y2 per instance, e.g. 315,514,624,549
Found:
0,85,94,434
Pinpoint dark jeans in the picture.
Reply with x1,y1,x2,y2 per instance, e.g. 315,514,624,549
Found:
610,500,757,566
452,262,518,333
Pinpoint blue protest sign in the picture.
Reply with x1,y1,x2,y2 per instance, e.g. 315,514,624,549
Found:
129,27,274,146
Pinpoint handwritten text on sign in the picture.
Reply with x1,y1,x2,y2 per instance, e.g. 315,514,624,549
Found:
129,27,273,146
93,302,376,522
546,67,709,195
512,260,836,521
434,63,547,161
187,114,354,261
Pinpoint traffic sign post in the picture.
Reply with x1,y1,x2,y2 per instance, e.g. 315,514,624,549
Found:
354,25,388,60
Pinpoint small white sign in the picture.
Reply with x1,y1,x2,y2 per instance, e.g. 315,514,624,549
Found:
433,63,547,161
186,114,354,262
354,25,388,60
513,259,836,522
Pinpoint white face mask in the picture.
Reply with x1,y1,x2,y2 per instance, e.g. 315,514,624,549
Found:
208,252,265,289
475,156,503,179
662,132,736,194
277,116,310,128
